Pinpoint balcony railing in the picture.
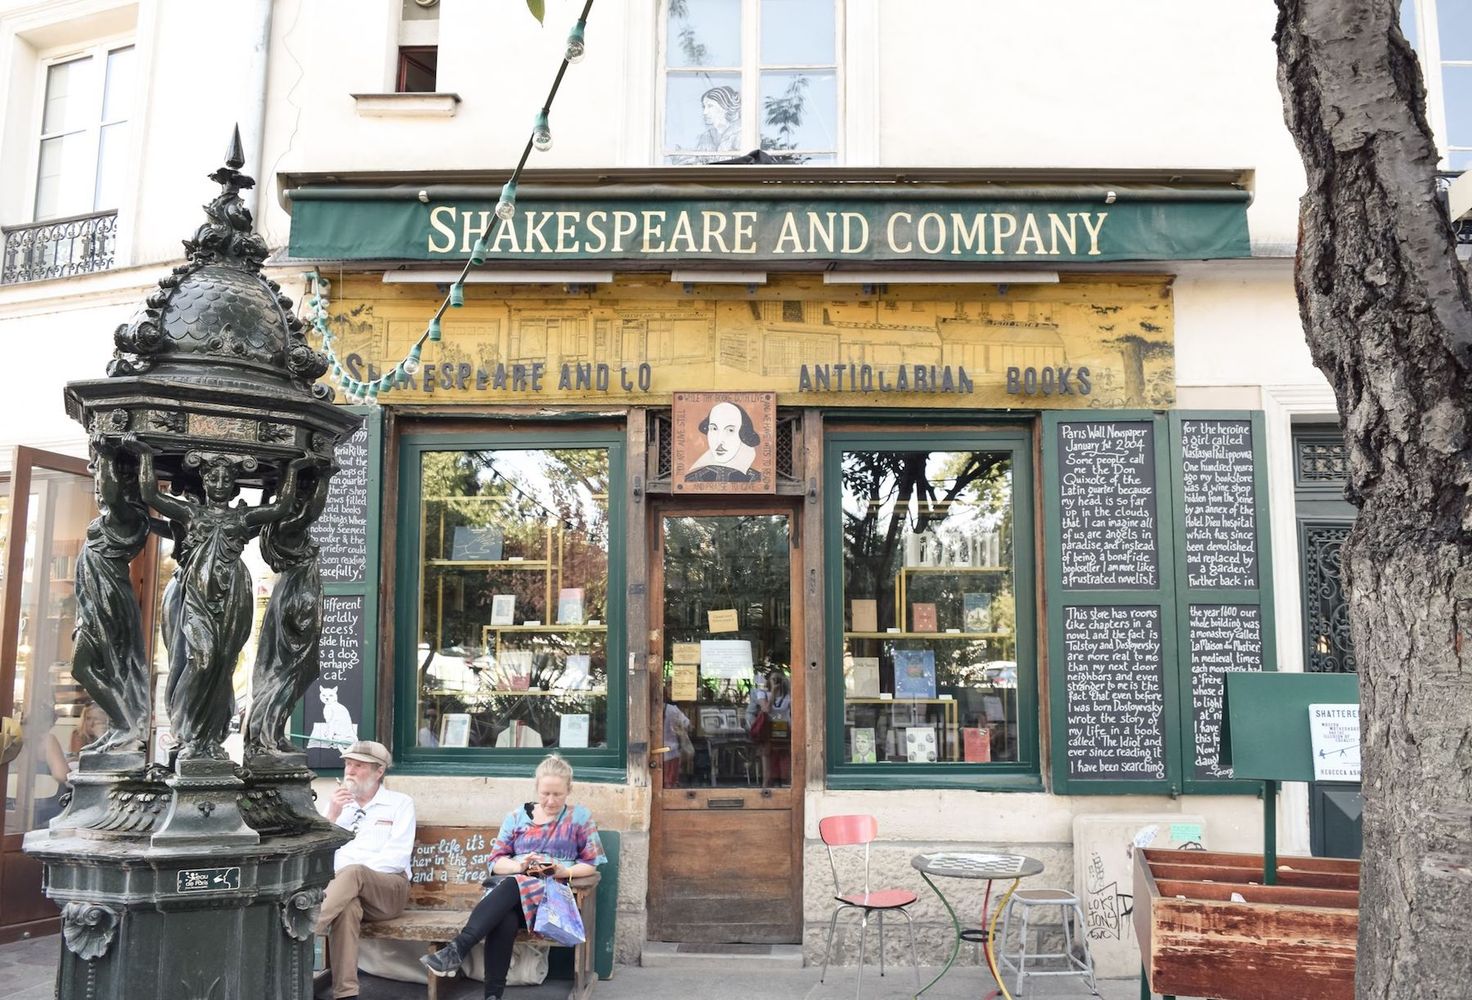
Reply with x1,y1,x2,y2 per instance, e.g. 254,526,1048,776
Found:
1,210,118,285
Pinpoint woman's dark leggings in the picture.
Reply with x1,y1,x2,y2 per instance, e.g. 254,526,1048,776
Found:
451,877,527,999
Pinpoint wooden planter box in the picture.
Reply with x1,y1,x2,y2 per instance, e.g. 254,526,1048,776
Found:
1133,848,1359,1000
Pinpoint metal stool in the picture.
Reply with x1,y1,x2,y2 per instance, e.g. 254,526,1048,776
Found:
996,888,1099,996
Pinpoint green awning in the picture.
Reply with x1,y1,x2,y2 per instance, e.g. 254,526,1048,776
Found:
286,184,1251,265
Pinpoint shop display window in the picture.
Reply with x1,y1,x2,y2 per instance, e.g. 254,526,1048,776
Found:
401,436,623,765
826,431,1038,785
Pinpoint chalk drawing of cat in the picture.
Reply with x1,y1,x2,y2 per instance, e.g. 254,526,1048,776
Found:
319,686,357,746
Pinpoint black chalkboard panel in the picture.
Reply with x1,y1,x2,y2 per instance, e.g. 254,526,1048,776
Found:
1188,603,1263,780
312,420,370,584
1179,418,1258,589
1056,421,1159,589
303,593,366,770
1062,604,1167,780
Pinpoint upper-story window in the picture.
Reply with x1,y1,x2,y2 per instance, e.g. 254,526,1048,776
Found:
396,0,439,92
1401,0,1472,170
34,44,133,221
661,0,838,164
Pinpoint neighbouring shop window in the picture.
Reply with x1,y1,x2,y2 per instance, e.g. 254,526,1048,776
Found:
662,0,839,164
400,436,624,766
826,431,1038,785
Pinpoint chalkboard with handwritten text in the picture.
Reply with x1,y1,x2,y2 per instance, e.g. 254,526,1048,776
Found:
1188,603,1263,780
1062,604,1167,781
311,420,370,584
1056,420,1159,590
1180,418,1258,589
303,593,366,770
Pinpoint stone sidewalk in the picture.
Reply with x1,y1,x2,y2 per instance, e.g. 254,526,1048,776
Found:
0,933,1179,1000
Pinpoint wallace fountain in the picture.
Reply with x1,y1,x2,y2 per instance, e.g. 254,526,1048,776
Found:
24,129,360,1000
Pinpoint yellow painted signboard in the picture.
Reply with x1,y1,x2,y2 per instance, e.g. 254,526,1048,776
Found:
320,274,1175,409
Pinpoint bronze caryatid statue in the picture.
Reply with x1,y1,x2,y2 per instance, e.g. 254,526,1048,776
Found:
71,433,152,755
246,458,337,757
125,438,316,761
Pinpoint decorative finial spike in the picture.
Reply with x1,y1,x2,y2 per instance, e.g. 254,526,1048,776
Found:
226,125,245,171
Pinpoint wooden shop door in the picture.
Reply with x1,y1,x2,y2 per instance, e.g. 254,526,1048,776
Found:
0,448,96,941
648,502,804,943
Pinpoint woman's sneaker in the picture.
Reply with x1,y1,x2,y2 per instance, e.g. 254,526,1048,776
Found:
420,941,463,977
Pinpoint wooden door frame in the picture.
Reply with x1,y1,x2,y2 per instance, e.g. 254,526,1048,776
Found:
0,447,90,942
646,496,807,942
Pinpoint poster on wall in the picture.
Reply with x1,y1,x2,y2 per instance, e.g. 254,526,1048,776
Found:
671,391,777,494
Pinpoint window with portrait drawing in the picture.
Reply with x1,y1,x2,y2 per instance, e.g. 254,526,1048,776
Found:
662,0,838,165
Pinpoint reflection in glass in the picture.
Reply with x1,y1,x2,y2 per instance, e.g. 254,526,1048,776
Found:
761,70,837,158
760,0,835,65
5,470,94,835
667,0,742,68
661,514,791,789
839,450,1018,766
415,449,611,751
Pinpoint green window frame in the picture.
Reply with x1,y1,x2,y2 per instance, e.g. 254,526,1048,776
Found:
823,427,1041,791
393,427,628,781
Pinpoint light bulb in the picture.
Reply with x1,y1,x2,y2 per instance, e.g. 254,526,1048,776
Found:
533,110,553,152
470,237,489,266
429,317,443,341
565,20,586,63
402,351,421,376
496,180,517,220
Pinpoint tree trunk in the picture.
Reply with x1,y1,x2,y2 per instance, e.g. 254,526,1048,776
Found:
1274,2,1472,996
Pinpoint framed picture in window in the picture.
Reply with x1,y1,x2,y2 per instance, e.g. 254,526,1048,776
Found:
672,392,777,494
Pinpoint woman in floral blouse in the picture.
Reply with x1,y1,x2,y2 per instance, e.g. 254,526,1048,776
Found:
421,753,606,998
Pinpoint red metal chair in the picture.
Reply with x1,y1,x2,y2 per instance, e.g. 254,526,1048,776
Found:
817,814,920,998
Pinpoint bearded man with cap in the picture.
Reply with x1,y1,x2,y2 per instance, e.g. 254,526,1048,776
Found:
315,740,417,999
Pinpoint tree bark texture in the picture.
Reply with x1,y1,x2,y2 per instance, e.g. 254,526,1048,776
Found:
1275,2,1472,996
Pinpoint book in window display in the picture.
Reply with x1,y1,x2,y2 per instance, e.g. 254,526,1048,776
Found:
893,649,937,699
559,714,590,748
451,525,503,561
910,602,938,633
851,727,877,764
850,599,878,633
496,720,543,747
845,655,881,698
440,713,471,748
490,594,516,626
502,650,534,691
562,653,592,690
905,726,938,763
557,587,585,625
963,726,992,763
963,592,992,632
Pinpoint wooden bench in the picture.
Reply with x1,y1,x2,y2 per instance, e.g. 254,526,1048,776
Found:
340,824,600,1000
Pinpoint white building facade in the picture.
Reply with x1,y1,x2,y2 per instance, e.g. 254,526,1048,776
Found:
2,0,1465,971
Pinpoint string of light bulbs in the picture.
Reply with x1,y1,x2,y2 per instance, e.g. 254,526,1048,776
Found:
306,0,594,405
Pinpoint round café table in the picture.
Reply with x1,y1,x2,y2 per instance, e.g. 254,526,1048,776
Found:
911,851,1045,998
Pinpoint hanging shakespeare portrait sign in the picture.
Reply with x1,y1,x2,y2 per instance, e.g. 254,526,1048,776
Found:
671,391,777,494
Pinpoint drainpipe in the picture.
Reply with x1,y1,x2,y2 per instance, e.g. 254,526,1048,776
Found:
240,0,274,218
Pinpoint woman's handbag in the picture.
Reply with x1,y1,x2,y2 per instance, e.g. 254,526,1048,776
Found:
748,709,770,741
533,877,586,946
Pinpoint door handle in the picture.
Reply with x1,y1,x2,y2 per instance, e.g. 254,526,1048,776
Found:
647,745,672,769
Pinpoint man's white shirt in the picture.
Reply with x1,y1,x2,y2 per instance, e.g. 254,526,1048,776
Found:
331,785,416,877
